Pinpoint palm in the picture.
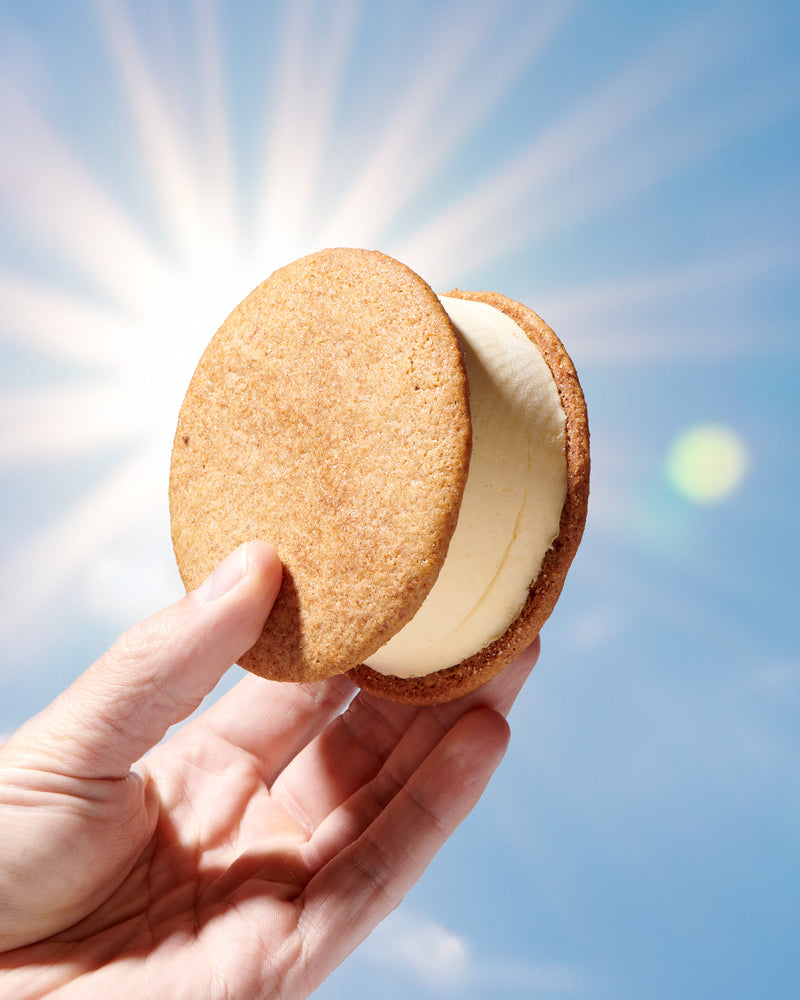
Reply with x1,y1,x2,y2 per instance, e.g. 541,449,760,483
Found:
0,649,534,1000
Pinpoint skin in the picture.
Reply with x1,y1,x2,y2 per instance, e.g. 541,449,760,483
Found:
0,540,538,1000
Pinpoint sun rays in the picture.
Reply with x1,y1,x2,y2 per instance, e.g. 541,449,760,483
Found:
393,5,756,283
0,0,790,656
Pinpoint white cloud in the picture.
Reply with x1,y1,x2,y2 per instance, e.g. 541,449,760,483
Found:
362,907,586,996
364,909,470,989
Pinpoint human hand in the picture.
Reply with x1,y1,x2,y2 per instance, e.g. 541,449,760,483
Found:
0,540,538,999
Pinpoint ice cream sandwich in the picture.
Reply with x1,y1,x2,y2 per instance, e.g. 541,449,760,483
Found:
169,248,589,704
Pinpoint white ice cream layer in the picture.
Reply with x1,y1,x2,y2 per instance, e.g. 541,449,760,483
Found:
364,295,567,678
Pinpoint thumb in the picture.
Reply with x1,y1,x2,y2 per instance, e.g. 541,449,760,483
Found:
6,541,282,779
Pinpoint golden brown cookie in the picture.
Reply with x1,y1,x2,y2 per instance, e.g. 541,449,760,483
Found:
170,250,590,704
169,248,472,683
349,290,590,704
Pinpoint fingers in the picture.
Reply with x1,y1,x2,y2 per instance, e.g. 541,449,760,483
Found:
298,707,511,989
4,541,282,779
192,670,359,788
435,634,540,723
268,694,419,833
269,638,539,835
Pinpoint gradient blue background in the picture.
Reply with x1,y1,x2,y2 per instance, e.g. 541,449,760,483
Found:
1,1,798,997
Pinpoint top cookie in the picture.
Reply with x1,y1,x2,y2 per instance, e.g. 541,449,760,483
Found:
169,248,471,683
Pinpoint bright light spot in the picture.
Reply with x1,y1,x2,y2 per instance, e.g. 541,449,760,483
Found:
667,423,748,504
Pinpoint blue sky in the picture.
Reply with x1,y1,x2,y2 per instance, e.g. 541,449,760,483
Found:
1,1,798,997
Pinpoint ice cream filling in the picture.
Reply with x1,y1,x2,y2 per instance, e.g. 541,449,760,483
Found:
364,295,567,679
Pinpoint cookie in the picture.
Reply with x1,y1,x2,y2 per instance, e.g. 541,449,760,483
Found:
169,248,472,683
169,249,590,704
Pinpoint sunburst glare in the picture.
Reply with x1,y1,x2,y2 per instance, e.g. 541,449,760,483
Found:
0,0,794,653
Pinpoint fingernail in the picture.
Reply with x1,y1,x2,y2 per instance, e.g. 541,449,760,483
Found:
193,544,249,603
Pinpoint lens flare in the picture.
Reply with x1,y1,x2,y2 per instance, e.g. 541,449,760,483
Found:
666,423,748,504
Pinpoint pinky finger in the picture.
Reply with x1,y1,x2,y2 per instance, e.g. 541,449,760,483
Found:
295,707,510,992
